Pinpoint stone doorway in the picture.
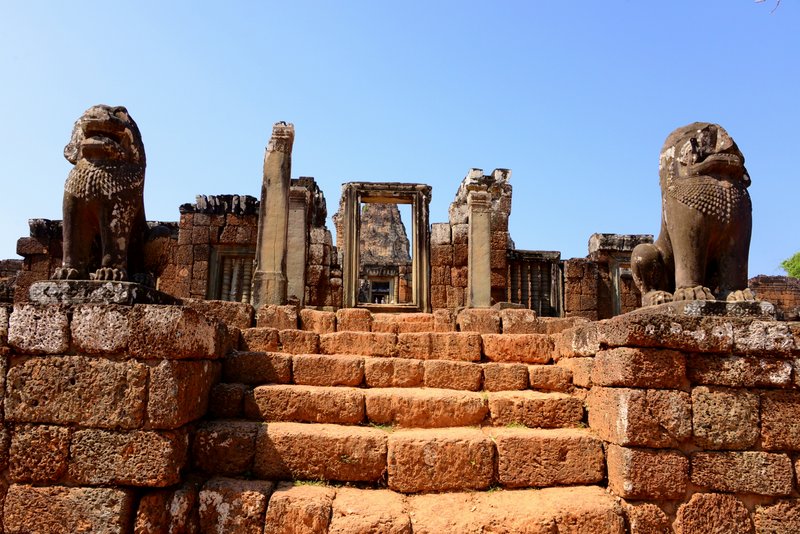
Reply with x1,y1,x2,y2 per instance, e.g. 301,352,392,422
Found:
339,182,431,312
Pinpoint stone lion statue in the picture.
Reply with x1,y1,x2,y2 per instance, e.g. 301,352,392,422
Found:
632,122,755,306
52,105,147,282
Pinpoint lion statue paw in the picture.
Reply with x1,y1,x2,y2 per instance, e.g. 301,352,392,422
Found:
91,267,128,282
725,288,756,302
642,290,673,307
52,267,82,280
673,286,716,302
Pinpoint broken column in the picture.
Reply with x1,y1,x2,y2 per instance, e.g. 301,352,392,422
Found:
467,186,492,307
252,122,294,309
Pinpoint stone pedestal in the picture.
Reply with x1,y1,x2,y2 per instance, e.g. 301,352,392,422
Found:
28,280,177,306
467,188,491,308
252,122,294,309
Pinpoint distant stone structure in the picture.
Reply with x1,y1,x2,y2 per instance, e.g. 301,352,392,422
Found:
633,123,754,306
53,105,147,282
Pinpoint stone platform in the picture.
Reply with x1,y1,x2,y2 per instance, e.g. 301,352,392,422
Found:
632,299,776,319
28,280,178,307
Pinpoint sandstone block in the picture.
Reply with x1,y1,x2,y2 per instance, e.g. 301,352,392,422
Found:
388,428,494,492
68,428,187,487
336,308,372,331
279,329,319,354
450,268,468,288
423,360,482,391
320,332,397,357
598,313,734,353
456,308,500,333
453,243,468,266
430,285,447,309
488,390,583,428
591,347,686,388
691,451,793,495
733,319,796,355
293,353,364,386
623,502,671,534
430,223,451,245
192,421,259,476
223,351,292,384
451,223,468,245
692,386,759,450
688,354,793,387
430,244,454,267
134,483,200,534
256,304,298,330
199,477,274,534
9,424,70,483
433,309,455,332
5,355,147,428
396,332,482,361
392,313,436,333
71,304,131,354
365,388,487,428
182,298,254,329
499,308,538,334
208,382,248,418
129,305,223,359
8,304,69,354
240,327,279,351
675,493,754,534
482,334,554,364
364,357,424,388
329,487,411,534
761,391,800,450
483,362,529,391
299,309,336,334
446,286,465,308
253,422,387,482
554,323,599,359
754,499,800,534
147,359,219,429
3,484,134,534
493,428,604,488
246,384,365,424
263,482,335,534
430,265,451,286
528,365,572,392
589,387,691,448
556,357,593,387
0,304,9,346
607,445,688,500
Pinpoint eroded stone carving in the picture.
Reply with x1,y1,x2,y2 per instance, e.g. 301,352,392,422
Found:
632,122,754,306
53,105,146,282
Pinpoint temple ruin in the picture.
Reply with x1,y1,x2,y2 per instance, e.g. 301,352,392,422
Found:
0,116,799,533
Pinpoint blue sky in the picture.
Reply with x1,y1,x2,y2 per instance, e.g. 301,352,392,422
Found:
0,1,797,277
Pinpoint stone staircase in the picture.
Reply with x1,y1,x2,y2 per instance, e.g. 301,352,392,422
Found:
190,308,625,533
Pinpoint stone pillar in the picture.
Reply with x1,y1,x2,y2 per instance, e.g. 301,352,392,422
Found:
252,122,294,309
286,186,310,305
467,187,492,307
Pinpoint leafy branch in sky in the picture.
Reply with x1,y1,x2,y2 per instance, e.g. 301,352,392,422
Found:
781,252,800,279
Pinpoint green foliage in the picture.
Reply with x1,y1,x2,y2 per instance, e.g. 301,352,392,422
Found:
781,252,800,278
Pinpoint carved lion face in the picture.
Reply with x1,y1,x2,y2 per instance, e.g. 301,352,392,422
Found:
659,122,749,186
64,105,145,167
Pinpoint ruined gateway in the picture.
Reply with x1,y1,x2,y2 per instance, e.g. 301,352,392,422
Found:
0,114,799,533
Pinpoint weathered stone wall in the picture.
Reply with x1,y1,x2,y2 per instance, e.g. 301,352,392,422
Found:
0,302,229,532
556,303,800,531
749,275,800,321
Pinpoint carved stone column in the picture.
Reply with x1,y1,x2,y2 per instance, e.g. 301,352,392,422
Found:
286,186,310,304
467,187,492,308
252,122,294,309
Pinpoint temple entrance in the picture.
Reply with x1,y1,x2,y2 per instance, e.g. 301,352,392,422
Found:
339,182,431,312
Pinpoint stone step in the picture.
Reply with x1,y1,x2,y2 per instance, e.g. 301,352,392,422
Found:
189,480,624,534
192,421,606,494
239,384,583,428
221,351,574,392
